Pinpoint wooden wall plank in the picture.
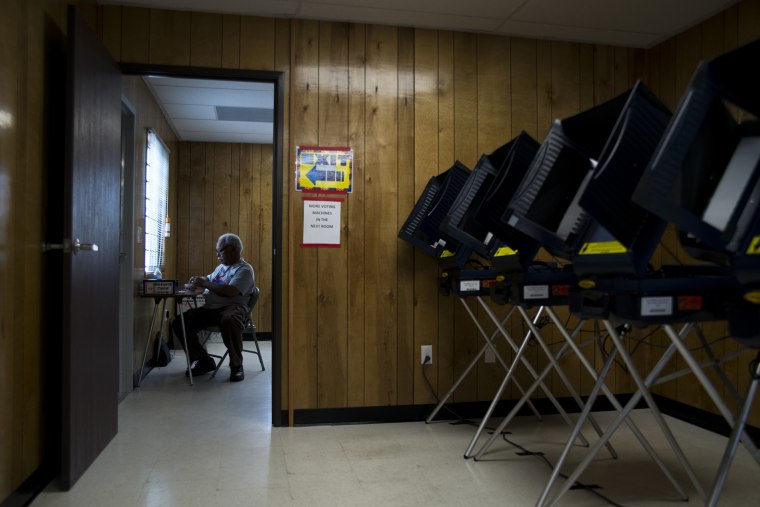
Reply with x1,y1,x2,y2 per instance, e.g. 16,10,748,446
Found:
222,15,241,69
188,143,207,276
190,12,223,68
364,24,399,406
201,142,214,274
258,145,274,333
396,26,415,406
510,38,538,139
149,9,190,65
229,144,241,234
240,16,276,70
412,28,440,403
101,5,122,60
477,34,511,153
454,32,478,160
289,19,321,409
594,45,615,102
214,144,232,239
738,0,760,45
535,40,552,141
476,33,512,401
550,42,580,121
316,21,350,408
450,31,479,402
176,144,191,281
120,7,150,64
346,23,368,406
237,144,256,310
436,31,455,404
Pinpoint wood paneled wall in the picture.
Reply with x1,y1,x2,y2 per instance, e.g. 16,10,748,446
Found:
3,0,760,502
121,75,178,371
173,142,274,333
98,1,760,428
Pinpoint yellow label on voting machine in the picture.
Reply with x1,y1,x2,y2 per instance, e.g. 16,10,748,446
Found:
494,246,517,257
578,240,627,255
746,236,760,255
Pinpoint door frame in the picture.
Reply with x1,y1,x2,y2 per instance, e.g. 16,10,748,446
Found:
119,97,136,401
121,63,284,427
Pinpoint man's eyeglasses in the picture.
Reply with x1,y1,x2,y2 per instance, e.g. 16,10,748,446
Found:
216,245,232,256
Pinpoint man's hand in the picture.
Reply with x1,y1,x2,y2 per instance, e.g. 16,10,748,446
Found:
188,275,210,288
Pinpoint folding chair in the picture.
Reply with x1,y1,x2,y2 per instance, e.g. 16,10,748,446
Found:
201,286,266,377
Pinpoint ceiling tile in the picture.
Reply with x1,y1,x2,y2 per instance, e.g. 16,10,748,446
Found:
173,119,273,134
510,0,737,36
493,21,657,48
181,131,273,143
152,86,274,109
163,104,217,120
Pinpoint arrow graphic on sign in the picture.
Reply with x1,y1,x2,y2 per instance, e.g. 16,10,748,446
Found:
307,166,345,184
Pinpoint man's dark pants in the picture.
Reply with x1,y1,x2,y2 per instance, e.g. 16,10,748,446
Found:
172,304,248,369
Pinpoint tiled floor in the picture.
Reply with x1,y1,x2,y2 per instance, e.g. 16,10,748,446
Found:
31,341,759,506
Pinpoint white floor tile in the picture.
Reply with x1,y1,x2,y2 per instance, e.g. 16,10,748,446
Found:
30,341,760,507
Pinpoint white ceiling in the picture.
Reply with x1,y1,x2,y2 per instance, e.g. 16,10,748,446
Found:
143,76,275,143
118,0,739,144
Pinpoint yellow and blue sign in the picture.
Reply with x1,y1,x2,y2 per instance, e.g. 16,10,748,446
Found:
296,146,353,193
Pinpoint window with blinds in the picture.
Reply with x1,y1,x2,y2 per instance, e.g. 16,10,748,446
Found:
144,129,169,276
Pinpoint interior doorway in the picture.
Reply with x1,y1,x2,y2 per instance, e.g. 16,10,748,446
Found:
121,63,284,427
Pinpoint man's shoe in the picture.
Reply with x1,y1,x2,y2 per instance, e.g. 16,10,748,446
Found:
185,356,217,377
230,366,244,382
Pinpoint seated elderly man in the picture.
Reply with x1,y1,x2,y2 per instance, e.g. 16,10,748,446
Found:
173,232,254,382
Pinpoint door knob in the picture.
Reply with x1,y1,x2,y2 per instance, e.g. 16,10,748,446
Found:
43,238,99,254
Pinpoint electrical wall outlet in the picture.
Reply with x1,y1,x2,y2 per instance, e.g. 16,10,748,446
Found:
421,345,433,364
484,346,496,363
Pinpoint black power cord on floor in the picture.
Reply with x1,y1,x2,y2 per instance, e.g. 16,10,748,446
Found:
421,358,627,507
421,356,466,422
498,432,626,507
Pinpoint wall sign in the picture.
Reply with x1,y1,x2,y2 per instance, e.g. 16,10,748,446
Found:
302,198,343,248
295,146,353,193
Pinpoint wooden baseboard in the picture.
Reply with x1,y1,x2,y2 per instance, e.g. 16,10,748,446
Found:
0,464,56,507
291,394,759,444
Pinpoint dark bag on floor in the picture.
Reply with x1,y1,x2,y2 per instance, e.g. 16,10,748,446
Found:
153,338,172,366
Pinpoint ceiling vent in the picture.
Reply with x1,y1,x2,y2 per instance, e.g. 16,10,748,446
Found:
216,106,273,123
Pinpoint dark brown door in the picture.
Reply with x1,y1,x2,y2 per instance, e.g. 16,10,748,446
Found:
59,6,121,489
